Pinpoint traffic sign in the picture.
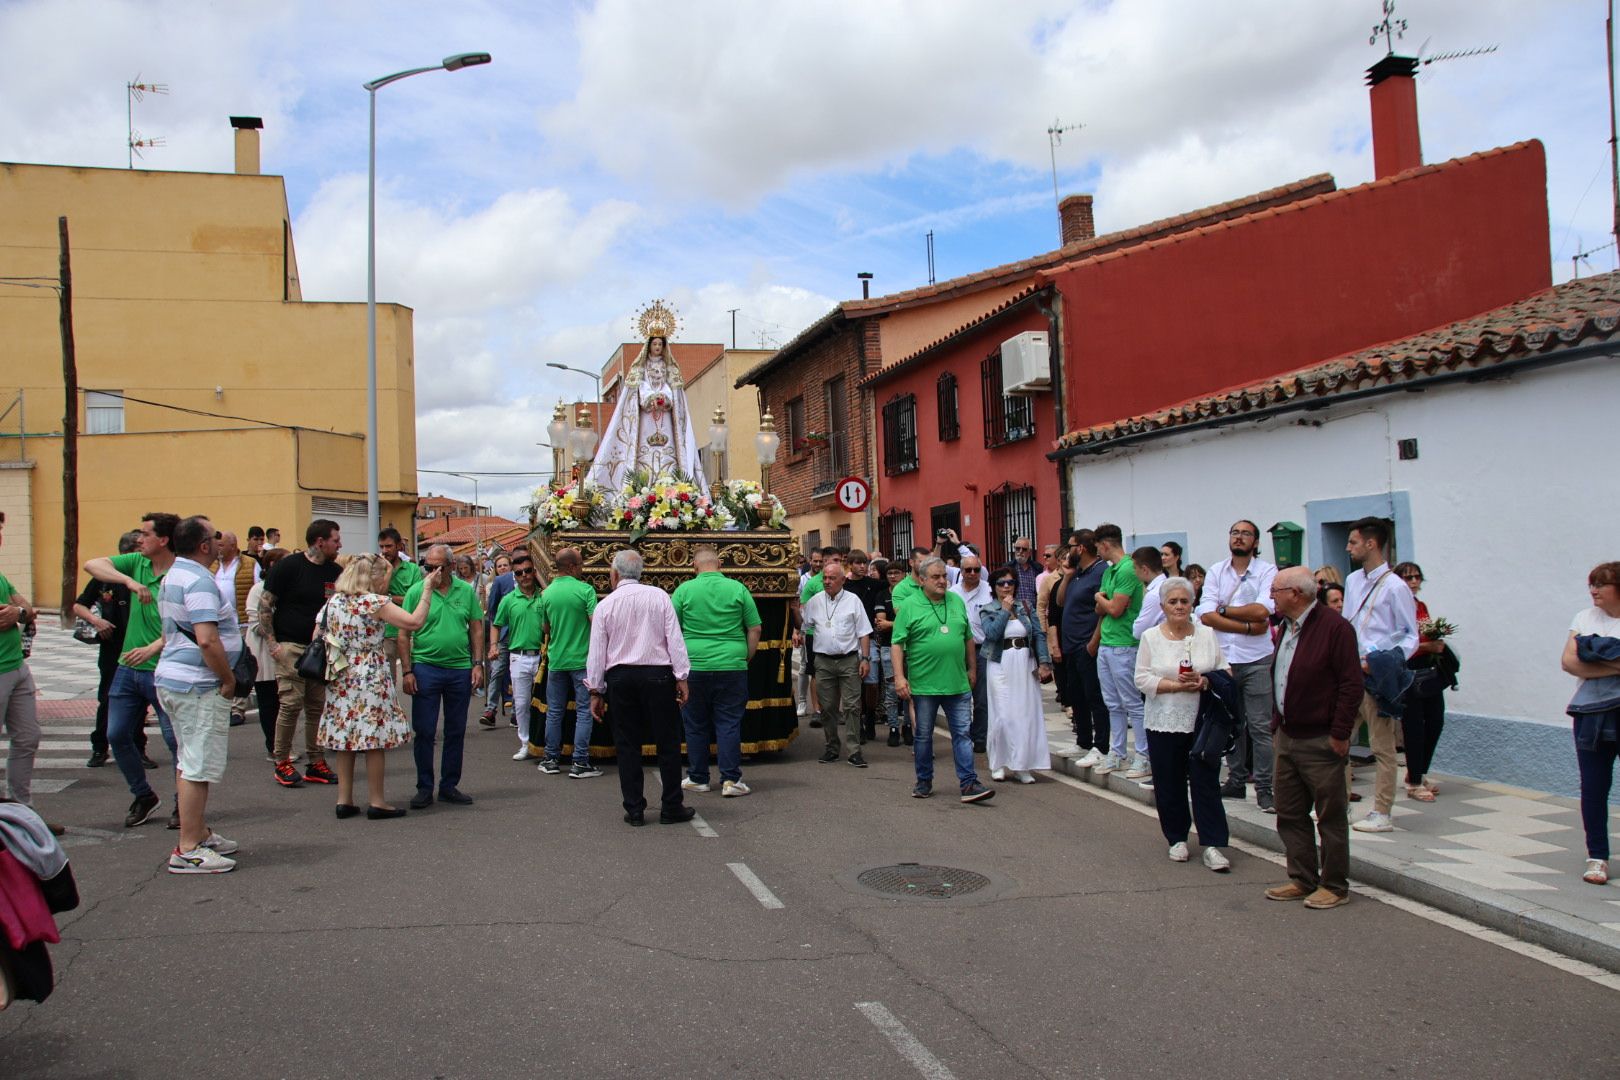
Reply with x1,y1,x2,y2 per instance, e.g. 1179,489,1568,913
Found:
835,476,870,512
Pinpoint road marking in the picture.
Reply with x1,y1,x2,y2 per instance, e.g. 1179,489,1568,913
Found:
854,1001,955,1080
1046,770,1620,994
727,862,784,909
690,812,718,838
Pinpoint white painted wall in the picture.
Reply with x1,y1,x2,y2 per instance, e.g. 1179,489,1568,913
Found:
1066,357,1617,728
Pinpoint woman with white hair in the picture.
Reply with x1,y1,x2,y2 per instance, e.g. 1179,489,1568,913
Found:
1134,576,1233,871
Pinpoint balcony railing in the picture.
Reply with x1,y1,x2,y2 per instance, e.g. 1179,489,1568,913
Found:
812,430,851,497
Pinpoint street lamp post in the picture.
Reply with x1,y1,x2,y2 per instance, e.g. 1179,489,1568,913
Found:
546,362,602,404
365,51,492,547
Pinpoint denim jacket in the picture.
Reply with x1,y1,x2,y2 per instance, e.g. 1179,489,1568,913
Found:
978,601,1052,666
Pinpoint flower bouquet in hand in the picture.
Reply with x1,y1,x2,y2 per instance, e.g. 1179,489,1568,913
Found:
1418,616,1457,640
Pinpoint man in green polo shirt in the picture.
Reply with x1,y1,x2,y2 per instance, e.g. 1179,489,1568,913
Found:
378,527,421,687
0,509,42,811
674,546,762,797
891,557,992,805
537,547,599,779
401,543,484,808
85,511,183,828
888,544,930,616
491,550,545,763
1089,522,1145,776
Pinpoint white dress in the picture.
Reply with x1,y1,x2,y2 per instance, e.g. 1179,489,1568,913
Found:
986,617,1050,772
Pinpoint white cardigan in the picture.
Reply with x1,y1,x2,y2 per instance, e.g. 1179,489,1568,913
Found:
1133,622,1230,733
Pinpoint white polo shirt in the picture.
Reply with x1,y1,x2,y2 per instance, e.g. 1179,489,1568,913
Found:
803,587,873,656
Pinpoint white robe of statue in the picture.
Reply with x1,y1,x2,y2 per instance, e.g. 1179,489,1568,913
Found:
586,339,708,492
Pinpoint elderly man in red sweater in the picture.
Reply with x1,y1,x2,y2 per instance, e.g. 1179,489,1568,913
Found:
1264,565,1364,910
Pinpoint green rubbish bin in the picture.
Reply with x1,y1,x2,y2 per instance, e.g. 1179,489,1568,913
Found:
1268,521,1303,569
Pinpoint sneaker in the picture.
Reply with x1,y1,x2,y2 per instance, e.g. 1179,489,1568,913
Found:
722,780,751,798
960,781,995,804
1124,753,1151,779
911,781,933,799
1583,858,1609,885
1014,771,1036,784
1075,748,1103,769
568,762,603,779
681,777,711,793
848,753,868,768
124,792,162,828
273,760,304,787
512,747,538,761
537,757,563,775
1219,778,1246,799
990,767,1007,782
167,845,236,875
809,718,823,729
1203,847,1231,873
479,709,497,729
901,722,913,746
1093,751,1123,775
229,708,246,727
200,830,239,855
86,750,108,768
1168,841,1190,862
303,760,338,785
818,747,839,763
1256,790,1276,815
1352,811,1395,833
887,728,901,747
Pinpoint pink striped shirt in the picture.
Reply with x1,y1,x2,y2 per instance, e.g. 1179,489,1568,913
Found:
586,579,691,691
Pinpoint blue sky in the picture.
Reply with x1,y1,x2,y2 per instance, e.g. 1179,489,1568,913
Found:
2,0,1611,515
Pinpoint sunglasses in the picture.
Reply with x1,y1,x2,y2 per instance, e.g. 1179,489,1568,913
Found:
993,579,1016,588
514,566,536,575
962,566,981,573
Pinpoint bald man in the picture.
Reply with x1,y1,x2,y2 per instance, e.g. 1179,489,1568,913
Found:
672,547,761,796
797,560,872,766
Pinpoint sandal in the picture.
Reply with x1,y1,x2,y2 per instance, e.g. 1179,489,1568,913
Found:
1406,786,1436,802
1584,859,1609,885
1423,780,1440,794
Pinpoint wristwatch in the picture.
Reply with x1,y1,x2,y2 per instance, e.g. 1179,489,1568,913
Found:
1217,604,1228,617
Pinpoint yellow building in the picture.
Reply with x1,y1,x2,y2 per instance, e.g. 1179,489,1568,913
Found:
681,347,775,487
0,120,417,608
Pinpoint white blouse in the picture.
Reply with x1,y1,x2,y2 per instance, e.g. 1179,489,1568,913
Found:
1133,622,1230,733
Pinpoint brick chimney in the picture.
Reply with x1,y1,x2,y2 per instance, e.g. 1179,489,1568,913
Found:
230,116,263,176
1366,55,1421,179
1058,194,1095,246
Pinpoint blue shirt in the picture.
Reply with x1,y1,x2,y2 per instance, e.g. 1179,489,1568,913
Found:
484,571,516,643
1060,559,1108,653
155,556,242,692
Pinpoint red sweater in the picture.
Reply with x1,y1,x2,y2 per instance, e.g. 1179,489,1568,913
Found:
1270,604,1364,741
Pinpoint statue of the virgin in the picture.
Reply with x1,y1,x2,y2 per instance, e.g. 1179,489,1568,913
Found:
586,300,708,492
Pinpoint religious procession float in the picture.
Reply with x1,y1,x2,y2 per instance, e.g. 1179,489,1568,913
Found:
524,301,799,758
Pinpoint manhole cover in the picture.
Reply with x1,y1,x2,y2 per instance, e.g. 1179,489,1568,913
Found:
856,863,991,899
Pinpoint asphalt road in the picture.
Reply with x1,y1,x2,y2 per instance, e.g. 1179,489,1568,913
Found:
3,711,1615,1079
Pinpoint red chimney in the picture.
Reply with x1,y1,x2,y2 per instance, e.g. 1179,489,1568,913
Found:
1058,194,1095,246
1367,54,1422,179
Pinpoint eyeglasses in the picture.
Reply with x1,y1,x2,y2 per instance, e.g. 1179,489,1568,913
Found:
1013,545,1030,552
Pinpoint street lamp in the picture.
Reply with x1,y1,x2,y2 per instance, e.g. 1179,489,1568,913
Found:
755,408,780,495
707,404,728,484
546,400,568,482
440,469,482,551
364,51,492,547
547,361,602,403
567,404,598,481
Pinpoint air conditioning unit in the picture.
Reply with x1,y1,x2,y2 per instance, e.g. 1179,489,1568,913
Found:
1000,331,1050,395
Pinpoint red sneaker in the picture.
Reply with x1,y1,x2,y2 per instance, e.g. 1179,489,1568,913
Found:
303,760,338,785
273,759,304,787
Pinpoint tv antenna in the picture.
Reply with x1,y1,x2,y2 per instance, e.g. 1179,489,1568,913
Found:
1046,118,1084,238
127,76,168,168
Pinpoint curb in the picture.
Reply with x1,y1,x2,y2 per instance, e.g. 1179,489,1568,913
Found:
1045,745,1620,975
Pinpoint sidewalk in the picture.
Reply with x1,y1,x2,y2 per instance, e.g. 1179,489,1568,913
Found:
1036,700,1620,974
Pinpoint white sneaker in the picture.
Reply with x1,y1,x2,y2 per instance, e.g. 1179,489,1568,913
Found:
200,830,238,855
1203,847,1231,873
722,780,751,798
1094,751,1123,775
681,777,711,793
168,845,236,874
1168,842,1190,862
990,767,1007,782
1014,771,1036,784
1075,748,1103,768
512,747,537,761
1352,811,1395,833
1124,753,1152,779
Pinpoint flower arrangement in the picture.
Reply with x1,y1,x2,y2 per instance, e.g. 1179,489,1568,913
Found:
613,468,733,539
718,478,790,530
531,479,606,532
1419,616,1457,640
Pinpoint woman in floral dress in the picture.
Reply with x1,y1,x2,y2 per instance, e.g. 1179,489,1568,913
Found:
317,554,437,819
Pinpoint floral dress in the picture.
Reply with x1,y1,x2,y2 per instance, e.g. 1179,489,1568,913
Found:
316,592,411,752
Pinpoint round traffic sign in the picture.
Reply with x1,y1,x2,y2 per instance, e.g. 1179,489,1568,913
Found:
835,476,870,512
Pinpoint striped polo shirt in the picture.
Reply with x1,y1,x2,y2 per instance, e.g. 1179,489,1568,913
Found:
155,555,243,692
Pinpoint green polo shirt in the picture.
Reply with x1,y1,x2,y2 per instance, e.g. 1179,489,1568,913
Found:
402,577,482,669
0,571,21,675
383,558,423,640
893,590,971,696
110,552,164,671
493,586,546,652
890,575,923,617
1099,558,1144,648
673,571,762,672
540,575,597,672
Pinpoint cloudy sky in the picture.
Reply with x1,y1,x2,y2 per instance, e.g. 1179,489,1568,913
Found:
1,0,1610,517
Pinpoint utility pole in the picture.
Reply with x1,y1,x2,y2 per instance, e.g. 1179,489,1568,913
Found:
58,216,79,626
1609,0,1619,253
727,308,738,349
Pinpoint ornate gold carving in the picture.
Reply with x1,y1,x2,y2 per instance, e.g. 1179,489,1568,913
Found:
542,530,799,597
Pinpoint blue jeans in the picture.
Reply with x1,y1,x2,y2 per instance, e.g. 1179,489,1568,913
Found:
108,666,176,799
969,651,989,744
1098,645,1145,760
1575,730,1617,860
683,669,748,785
545,668,592,765
412,663,471,793
912,692,978,788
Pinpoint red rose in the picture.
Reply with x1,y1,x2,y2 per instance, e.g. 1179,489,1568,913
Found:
678,492,690,502
622,510,633,521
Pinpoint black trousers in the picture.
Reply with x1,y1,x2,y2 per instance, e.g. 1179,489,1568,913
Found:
1065,646,1110,750
91,645,146,756
1146,729,1229,847
1401,689,1446,785
254,679,279,755
606,664,685,816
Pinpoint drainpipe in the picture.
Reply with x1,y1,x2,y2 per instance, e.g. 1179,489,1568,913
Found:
1035,288,1071,533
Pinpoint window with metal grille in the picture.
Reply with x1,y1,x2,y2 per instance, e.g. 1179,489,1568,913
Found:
936,371,959,441
785,396,806,455
879,510,914,561
982,482,1036,568
832,523,851,551
882,393,918,475
980,351,1034,448
824,375,850,475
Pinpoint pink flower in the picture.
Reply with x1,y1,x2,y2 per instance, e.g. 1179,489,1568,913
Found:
628,496,644,510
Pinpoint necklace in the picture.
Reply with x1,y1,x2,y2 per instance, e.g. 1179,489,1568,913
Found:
926,596,951,634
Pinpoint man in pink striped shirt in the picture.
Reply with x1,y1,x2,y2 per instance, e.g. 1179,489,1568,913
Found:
587,549,694,826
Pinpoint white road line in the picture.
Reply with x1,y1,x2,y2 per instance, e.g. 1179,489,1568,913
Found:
726,862,785,909
854,1001,956,1080
1046,770,1620,993
690,812,718,838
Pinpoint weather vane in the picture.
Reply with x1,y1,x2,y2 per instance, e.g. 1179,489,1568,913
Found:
1370,0,1408,55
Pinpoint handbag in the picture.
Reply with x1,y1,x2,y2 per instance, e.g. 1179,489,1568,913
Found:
294,603,332,683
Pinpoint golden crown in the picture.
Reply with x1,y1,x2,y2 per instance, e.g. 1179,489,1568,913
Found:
634,299,681,342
